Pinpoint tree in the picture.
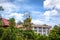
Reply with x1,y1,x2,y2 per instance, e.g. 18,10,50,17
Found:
0,6,4,19
0,27,4,39
1,18,24,40
49,25,60,40
9,18,16,28
23,15,32,30
39,34,48,40
0,20,4,27
23,13,32,30
1,18,17,40
1,27,18,40
0,6,4,27
22,30,34,40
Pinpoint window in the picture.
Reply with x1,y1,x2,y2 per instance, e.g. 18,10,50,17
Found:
43,27,46,29
39,27,42,30
34,30,37,32
43,29,46,32
39,30,42,32
34,27,37,29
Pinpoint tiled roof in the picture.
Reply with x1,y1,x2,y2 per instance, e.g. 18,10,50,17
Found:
2,18,9,26
0,18,18,28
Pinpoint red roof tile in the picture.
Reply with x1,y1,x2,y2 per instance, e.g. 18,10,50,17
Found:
1,18,18,28
2,18,9,26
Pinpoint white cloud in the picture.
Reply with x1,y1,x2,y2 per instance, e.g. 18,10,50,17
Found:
0,0,5,2
14,0,28,4
2,12,24,22
8,13,24,22
0,2,20,13
31,11,41,16
0,0,34,23
32,19,44,24
44,9,58,21
31,11,41,14
0,0,10,3
31,11,43,18
0,2,23,22
15,0,26,2
44,0,60,21
44,0,60,10
0,0,2,3
23,5,33,10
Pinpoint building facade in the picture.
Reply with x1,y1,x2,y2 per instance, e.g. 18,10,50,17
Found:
18,24,52,35
32,24,51,35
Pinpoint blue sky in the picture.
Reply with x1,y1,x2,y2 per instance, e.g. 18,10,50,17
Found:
0,0,60,26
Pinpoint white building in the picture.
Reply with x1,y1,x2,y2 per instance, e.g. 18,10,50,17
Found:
18,24,52,35
32,24,52,35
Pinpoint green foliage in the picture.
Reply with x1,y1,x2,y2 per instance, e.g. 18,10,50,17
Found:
49,25,60,40
0,6,4,26
0,16,60,40
23,16,32,30
1,27,17,40
9,18,16,28
21,30,34,40
0,27,4,38
32,34,48,40
39,35,48,40
0,20,4,26
0,27,49,40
